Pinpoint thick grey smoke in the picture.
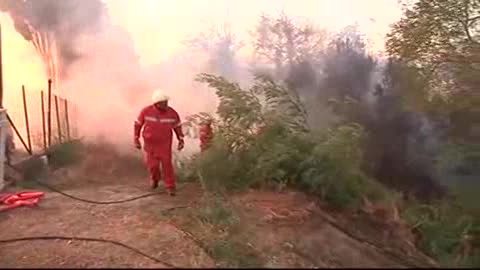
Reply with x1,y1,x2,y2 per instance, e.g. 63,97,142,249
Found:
186,24,245,82
248,14,449,200
0,0,154,152
0,0,106,83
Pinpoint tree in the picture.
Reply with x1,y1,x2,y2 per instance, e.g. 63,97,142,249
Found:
250,13,333,129
387,0,479,90
186,23,244,81
251,12,327,81
386,0,480,143
323,25,377,103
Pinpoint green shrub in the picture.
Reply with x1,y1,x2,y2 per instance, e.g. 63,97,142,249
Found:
16,140,83,187
188,73,388,210
15,157,49,189
195,196,239,227
437,143,480,186
298,123,387,208
46,140,83,169
402,199,479,268
194,137,256,192
249,121,313,186
186,73,479,267
174,154,198,183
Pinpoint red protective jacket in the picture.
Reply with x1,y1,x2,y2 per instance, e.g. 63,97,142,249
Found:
134,105,184,153
134,105,184,189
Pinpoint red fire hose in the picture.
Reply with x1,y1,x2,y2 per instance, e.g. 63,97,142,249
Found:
0,191,45,212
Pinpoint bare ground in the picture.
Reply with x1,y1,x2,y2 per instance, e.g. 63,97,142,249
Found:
0,148,436,268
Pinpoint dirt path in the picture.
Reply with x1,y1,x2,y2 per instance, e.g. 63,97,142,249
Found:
0,153,432,268
0,181,208,268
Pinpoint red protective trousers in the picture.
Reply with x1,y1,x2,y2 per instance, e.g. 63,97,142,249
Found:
144,148,175,189
135,105,184,189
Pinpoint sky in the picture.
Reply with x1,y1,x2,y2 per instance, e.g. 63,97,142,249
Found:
105,0,403,66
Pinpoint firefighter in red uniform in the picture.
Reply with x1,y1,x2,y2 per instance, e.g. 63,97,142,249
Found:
198,119,213,152
134,90,185,196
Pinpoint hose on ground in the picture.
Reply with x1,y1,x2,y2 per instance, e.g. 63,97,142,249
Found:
1,163,199,268
0,236,178,268
31,178,164,204
5,163,180,205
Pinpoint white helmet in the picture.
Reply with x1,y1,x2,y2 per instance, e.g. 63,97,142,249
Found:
152,89,170,104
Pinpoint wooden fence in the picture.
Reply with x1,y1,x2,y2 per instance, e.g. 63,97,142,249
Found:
7,79,79,155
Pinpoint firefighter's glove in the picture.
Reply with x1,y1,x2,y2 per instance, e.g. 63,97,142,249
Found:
134,137,141,150
177,138,185,151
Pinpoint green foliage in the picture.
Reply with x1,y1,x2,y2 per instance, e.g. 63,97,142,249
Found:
177,195,262,268
380,60,431,112
195,196,239,227
195,73,264,152
250,122,312,187
194,135,258,192
195,72,310,139
188,66,475,265
13,140,83,189
395,1,479,80
450,186,480,223
189,73,388,209
46,140,83,169
402,199,479,267
298,124,388,208
387,0,479,79
386,0,480,143
252,74,310,132
437,143,480,178
174,154,199,183
199,198,262,268
193,72,311,191
16,157,48,189
196,73,263,127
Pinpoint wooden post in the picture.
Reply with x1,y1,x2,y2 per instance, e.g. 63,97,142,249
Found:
54,95,62,143
22,85,32,154
47,79,52,147
64,98,70,140
7,114,31,155
41,91,47,150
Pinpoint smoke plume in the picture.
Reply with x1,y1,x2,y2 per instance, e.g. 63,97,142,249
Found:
0,0,106,87
249,17,448,200
0,0,154,154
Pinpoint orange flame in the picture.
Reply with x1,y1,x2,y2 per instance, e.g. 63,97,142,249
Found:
1,13,47,146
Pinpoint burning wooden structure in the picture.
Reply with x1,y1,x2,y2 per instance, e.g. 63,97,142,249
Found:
0,24,78,190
